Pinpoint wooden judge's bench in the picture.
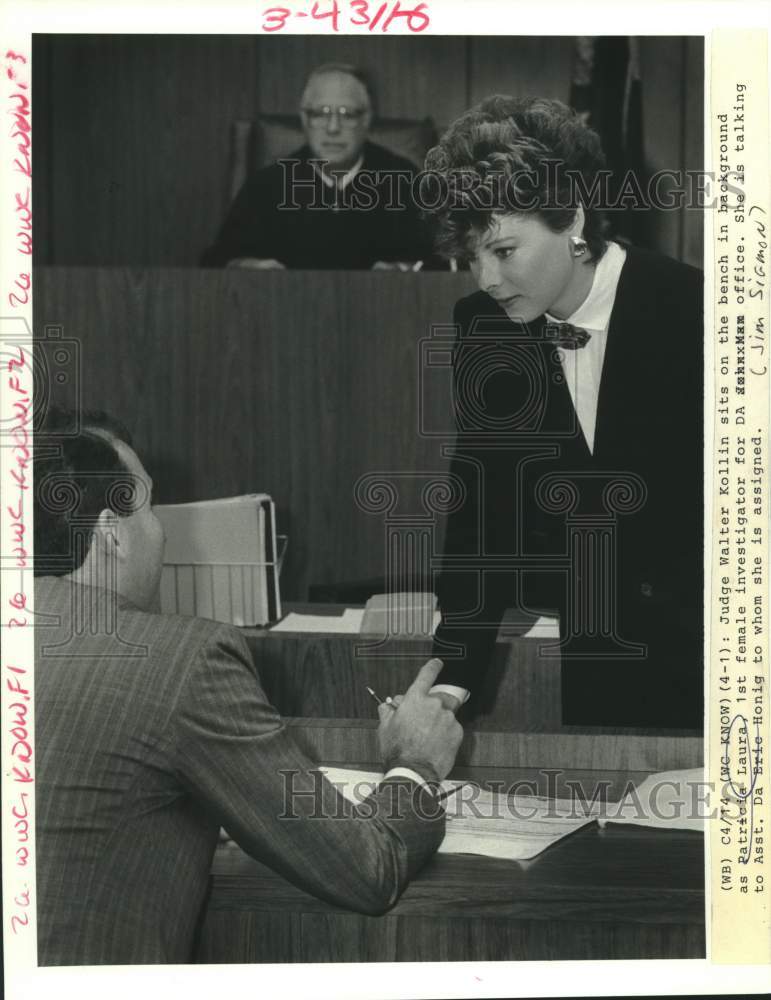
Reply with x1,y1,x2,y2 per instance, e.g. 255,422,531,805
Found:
195,608,705,964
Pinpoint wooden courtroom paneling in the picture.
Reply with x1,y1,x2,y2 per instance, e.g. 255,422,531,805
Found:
247,630,562,729
282,718,703,776
255,34,469,129
198,908,704,962
33,35,261,266
33,268,475,600
197,820,704,961
468,36,576,106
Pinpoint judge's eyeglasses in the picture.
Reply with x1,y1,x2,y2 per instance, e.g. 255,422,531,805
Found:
302,105,369,128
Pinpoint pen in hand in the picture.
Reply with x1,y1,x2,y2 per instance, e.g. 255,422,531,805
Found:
366,686,396,710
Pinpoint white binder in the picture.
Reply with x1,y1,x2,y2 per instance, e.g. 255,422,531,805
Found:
154,494,281,626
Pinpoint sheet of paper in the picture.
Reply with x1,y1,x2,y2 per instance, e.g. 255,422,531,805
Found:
520,615,560,638
270,609,366,633
319,768,597,862
598,767,706,831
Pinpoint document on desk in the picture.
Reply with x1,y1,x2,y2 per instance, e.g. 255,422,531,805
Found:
271,608,443,633
270,609,366,633
598,767,706,832
319,768,596,862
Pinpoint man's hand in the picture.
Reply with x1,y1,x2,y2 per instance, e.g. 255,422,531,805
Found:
377,658,463,782
226,258,286,270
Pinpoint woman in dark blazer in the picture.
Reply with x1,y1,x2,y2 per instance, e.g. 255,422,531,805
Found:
425,96,703,729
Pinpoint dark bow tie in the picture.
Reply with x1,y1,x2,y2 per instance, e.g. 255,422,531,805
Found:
545,322,592,350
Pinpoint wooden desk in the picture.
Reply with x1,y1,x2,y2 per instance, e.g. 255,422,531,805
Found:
245,608,705,735
198,802,704,963
245,609,563,730
196,719,704,963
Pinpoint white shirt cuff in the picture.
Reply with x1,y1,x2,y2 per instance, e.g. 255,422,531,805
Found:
383,767,431,788
430,684,470,705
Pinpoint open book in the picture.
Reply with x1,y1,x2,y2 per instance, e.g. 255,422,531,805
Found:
154,495,281,627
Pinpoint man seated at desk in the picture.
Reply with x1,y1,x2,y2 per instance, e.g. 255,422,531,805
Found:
33,409,462,965
201,63,432,270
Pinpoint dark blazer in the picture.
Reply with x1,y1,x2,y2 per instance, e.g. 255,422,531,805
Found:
433,245,703,728
35,577,444,965
201,140,433,269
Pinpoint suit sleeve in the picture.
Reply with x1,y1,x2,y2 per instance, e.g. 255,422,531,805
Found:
171,625,444,915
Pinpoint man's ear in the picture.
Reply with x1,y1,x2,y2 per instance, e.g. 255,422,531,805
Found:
92,508,122,560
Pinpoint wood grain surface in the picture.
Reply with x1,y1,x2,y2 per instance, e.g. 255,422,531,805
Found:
280,718,703,775
34,268,475,599
247,630,562,729
197,786,704,962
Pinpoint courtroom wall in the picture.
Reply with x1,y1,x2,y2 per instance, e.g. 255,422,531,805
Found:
33,34,704,267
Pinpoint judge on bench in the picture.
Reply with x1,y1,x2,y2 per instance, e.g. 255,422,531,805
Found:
201,62,432,270
33,409,462,965
426,96,703,729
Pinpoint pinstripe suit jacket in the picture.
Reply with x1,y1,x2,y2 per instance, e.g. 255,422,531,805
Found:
35,577,444,965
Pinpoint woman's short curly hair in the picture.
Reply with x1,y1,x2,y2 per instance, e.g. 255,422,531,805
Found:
423,95,609,261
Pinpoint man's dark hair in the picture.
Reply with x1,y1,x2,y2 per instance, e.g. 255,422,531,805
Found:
33,408,140,577
424,95,609,261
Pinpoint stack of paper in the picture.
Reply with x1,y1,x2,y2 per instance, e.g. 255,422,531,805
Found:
155,494,281,627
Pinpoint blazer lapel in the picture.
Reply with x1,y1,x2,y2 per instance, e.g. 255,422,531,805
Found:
593,249,643,459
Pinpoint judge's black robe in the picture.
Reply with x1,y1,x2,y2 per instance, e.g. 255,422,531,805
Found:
201,141,433,269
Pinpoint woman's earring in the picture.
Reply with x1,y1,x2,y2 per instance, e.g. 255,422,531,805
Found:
570,236,588,257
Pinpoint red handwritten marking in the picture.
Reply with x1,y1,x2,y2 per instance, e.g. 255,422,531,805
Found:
8,271,30,307
4,50,28,66
262,5,291,30
9,91,31,178
368,2,388,30
5,662,34,942
14,188,32,254
382,0,429,32
7,345,25,372
6,356,31,567
4,45,35,946
261,0,430,32
349,0,368,24
5,50,33,332
311,0,340,30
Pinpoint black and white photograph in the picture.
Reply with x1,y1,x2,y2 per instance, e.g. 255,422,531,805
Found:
2,4,770,997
